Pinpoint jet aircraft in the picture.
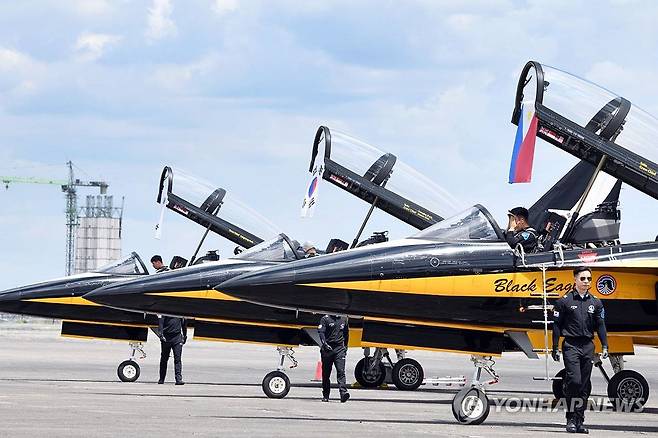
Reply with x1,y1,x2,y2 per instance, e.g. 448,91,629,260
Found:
0,167,290,383
86,132,469,397
218,61,658,424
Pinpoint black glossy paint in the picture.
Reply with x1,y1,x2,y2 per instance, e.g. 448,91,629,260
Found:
219,240,658,334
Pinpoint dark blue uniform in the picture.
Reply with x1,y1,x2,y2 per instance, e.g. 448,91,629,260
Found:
553,290,607,428
505,226,539,253
157,315,187,384
318,315,350,401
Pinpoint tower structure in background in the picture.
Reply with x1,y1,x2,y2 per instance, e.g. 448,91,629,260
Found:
74,195,124,273
2,161,116,275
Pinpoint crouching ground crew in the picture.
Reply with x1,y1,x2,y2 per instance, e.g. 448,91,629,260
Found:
157,314,188,385
318,314,350,402
552,266,608,434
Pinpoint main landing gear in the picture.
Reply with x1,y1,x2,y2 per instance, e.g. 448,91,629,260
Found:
451,355,499,425
551,353,649,411
262,346,298,399
354,348,425,390
117,342,146,382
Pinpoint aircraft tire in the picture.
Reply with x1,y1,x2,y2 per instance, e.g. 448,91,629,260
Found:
607,369,649,412
262,371,290,399
552,368,566,399
117,360,140,382
451,387,490,425
354,357,386,388
552,368,592,400
391,358,424,390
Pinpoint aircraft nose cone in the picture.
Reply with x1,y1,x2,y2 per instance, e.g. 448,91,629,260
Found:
0,287,31,313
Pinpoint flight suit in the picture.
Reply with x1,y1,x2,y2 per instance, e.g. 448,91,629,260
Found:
505,226,539,253
157,315,187,384
318,315,350,401
553,291,607,428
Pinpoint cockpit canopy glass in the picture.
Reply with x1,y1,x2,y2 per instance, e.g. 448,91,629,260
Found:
96,252,148,275
235,234,299,262
524,64,658,167
321,129,463,218
160,167,280,241
412,205,502,242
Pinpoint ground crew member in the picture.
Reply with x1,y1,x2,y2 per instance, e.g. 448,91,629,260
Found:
157,314,187,385
552,266,608,434
318,314,350,402
150,255,169,273
505,207,538,253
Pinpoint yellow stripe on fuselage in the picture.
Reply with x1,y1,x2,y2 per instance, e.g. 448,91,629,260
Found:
147,290,240,301
25,297,100,306
304,270,656,300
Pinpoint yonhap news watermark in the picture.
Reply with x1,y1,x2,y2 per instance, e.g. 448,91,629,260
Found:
492,397,644,413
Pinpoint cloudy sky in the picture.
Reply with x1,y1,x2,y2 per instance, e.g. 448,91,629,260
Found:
2,0,658,289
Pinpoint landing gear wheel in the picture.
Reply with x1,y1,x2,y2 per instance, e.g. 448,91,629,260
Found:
552,368,591,400
607,369,649,412
452,387,490,425
552,368,566,399
392,358,424,390
117,360,140,382
354,357,386,388
262,371,291,399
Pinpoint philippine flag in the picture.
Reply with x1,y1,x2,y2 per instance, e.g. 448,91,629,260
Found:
508,103,539,183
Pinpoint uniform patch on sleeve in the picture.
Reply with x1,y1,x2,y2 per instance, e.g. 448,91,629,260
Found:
600,308,605,319
521,231,530,240
553,310,560,318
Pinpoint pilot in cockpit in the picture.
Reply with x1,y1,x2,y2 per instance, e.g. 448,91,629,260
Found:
505,207,538,253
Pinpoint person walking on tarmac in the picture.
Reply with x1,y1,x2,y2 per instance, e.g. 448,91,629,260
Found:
318,314,350,402
157,314,188,385
505,207,539,253
552,266,608,434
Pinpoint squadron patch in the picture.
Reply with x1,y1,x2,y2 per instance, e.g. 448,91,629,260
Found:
521,231,530,240
553,310,560,318
596,275,616,295
587,304,595,313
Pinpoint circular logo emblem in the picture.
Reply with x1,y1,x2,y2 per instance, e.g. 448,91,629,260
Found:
596,275,616,295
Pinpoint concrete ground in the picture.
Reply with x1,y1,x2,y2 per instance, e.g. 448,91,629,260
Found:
1,320,657,437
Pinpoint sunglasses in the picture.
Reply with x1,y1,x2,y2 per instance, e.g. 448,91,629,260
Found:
578,276,592,281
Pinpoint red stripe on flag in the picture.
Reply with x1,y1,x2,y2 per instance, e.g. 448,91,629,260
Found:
513,114,538,183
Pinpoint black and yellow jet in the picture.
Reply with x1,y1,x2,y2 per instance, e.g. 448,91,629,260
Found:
217,61,658,424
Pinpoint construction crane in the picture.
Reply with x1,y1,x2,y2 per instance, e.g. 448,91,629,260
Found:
1,161,109,275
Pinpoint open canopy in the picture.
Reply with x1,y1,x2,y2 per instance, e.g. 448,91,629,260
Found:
309,126,463,230
157,166,279,249
513,61,658,201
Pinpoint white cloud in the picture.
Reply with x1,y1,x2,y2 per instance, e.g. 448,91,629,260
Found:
0,47,43,99
212,0,239,16
0,47,34,72
69,0,113,17
74,32,122,62
146,0,177,42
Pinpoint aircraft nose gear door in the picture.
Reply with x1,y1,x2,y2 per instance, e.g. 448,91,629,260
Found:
261,346,297,399
117,341,146,382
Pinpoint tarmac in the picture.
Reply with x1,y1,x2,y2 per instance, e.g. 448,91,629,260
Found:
1,320,658,437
